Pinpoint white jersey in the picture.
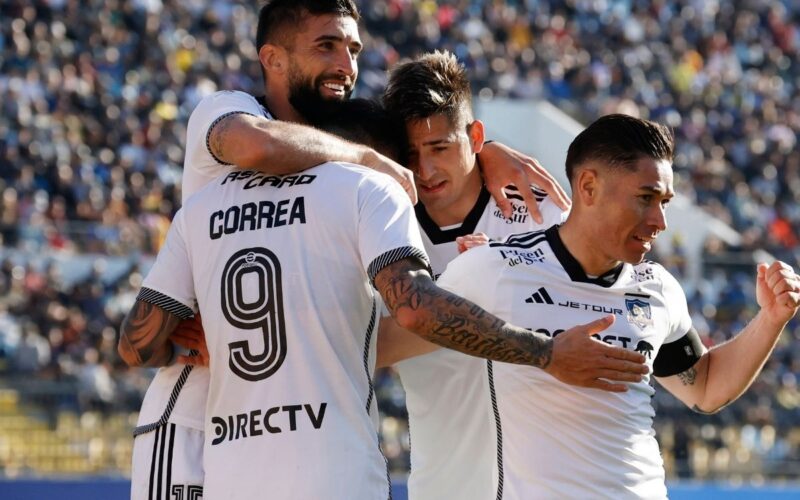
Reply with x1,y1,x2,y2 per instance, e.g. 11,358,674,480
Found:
436,225,698,499
395,187,565,500
139,162,429,499
136,90,271,434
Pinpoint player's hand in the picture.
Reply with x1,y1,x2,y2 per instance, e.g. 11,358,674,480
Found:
478,141,570,222
170,314,210,367
756,261,800,325
544,315,648,392
456,233,489,253
359,147,418,205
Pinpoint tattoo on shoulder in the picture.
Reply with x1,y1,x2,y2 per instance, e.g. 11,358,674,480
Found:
676,366,697,386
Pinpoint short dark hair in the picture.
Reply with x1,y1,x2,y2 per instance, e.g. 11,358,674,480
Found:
383,50,473,129
312,98,408,164
256,0,360,50
565,114,674,182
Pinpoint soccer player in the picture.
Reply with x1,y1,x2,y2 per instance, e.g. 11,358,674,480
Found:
126,1,569,497
434,114,800,499
378,51,650,500
116,103,589,499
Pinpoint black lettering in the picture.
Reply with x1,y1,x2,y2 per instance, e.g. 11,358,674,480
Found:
305,403,327,429
618,337,631,348
249,410,263,437
221,171,239,185
602,335,617,345
235,413,248,439
224,206,240,235
258,201,275,229
264,407,281,433
551,329,565,338
244,174,264,190
289,197,306,224
283,405,302,431
274,200,289,227
278,175,297,188
240,203,257,232
227,415,235,441
211,416,227,446
210,211,223,240
259,176,280,187
297,174,315,185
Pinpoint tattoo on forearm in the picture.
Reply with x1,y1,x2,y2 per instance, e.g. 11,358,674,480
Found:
376,259,552,368
677,366,697,386
210,115,236,163
119,301,179,367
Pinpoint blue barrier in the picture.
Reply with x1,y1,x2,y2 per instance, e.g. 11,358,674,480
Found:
1,479,799,499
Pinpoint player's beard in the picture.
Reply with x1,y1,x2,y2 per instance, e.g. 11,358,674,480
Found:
287,66,353,125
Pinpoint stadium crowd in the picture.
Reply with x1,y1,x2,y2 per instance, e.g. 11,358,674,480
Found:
1,0,799,479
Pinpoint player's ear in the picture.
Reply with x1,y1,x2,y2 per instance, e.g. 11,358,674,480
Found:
467,120,485,154
575,167,599,206
259,43,288,75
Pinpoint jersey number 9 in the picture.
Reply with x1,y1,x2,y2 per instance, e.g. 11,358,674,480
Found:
220,247,287,381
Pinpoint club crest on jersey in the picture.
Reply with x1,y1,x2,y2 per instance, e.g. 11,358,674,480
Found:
625,298,653,330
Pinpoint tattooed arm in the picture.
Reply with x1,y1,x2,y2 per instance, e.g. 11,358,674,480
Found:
375,258,648,391
658,261,800,414
209,114,415,202
117,300,181,367
658,311,784,414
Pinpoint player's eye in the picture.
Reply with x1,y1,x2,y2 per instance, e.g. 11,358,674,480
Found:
318,42,335,51
638,194,653,203
661,198,671,207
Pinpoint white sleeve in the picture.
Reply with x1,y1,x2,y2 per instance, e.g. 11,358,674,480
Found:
357,173,431,284
538,196,570,226
184,91,268,177
138,210,197,319
661,269,693,343
436,244,499,305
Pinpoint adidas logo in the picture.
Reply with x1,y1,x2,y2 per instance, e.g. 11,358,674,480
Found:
525,287,554,304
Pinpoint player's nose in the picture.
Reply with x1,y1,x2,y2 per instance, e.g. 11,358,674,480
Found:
647,204,667,232
415,157,436,181
333,47,357,79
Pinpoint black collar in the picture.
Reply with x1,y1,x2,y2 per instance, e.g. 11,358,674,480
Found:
545,225,624,288
416,186,491,244
255,95,273,119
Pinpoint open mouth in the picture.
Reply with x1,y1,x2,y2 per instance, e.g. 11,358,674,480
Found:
419,180,447,194
321,82,347,97
632,235,654,250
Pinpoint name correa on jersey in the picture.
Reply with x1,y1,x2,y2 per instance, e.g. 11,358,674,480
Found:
142,158,426,499
209,197,306,240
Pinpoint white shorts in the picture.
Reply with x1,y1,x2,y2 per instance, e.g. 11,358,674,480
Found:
131,423,205,500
